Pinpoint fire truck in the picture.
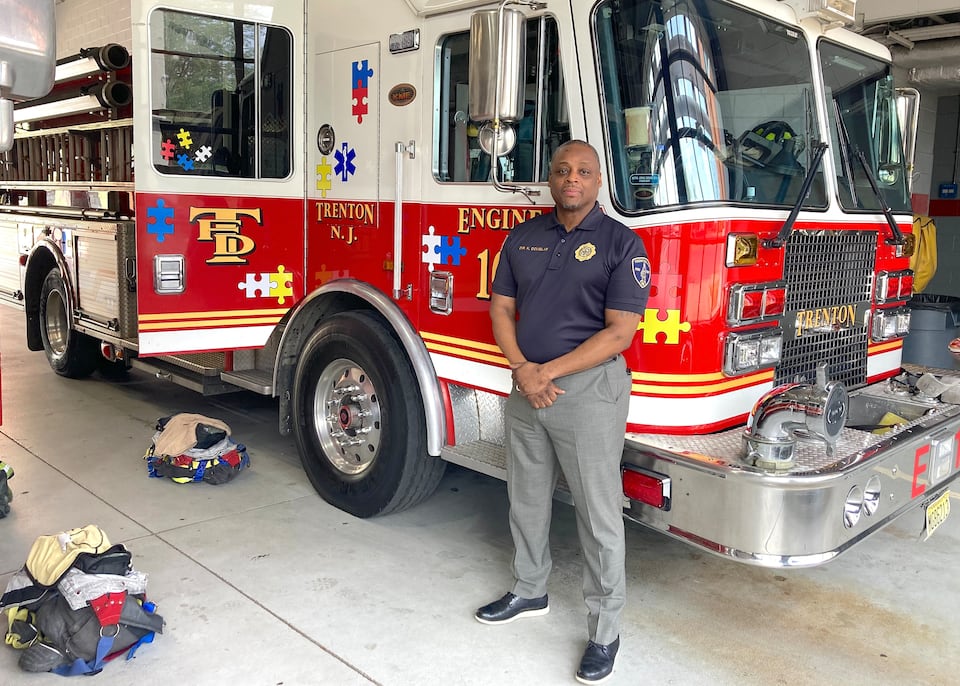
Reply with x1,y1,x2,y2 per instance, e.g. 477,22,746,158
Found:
0,0,956,566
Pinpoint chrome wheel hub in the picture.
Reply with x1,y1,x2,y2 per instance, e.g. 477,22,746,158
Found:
315,358,381,476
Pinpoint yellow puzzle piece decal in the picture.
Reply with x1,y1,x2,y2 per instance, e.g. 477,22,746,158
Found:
637,308,691,344
316,158,333,197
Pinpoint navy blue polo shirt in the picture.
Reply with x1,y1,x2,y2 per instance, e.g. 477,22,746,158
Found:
492,203,650,364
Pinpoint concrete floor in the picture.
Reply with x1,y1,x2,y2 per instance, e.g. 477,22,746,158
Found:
1,303,959,686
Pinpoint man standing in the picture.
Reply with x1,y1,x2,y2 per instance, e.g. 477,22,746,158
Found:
475,140,650,684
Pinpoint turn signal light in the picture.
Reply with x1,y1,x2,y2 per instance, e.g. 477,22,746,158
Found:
725,234,759,266
728,282,787,325
875,270,914,304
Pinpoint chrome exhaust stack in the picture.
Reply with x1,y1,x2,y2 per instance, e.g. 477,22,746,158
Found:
743,367,848,470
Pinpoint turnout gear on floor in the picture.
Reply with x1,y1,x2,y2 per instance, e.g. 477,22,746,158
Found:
145,413,250,484
1,526,163,675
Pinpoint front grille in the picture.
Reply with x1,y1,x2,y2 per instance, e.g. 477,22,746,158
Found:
776,230,876,388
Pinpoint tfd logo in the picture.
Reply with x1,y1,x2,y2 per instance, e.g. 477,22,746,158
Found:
190,207,263,265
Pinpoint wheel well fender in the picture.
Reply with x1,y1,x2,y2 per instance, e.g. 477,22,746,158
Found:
274,279,446,457
23,240,71,352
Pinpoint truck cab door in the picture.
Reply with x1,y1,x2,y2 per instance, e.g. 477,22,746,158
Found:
132,3,306,356
414,11,579,394
307,44,386,297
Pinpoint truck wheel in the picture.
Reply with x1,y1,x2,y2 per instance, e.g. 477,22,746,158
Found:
292,310,445,518
38,268,99,378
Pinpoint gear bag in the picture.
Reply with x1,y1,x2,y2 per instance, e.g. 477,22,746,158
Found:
145,413,250,484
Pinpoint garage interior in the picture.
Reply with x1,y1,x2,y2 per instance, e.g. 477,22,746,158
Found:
1,2,959,685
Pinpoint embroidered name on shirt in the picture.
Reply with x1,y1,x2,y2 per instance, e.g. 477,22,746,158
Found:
519,245,550,252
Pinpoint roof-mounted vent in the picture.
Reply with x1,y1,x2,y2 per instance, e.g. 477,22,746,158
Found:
780,0,856,27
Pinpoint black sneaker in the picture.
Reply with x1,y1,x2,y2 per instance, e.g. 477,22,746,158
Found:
576,636,620,684
475,592,549,625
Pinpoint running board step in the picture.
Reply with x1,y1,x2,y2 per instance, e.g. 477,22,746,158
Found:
220,369,274,394
442,440,507,481
131,358,240,396
441,439,573,504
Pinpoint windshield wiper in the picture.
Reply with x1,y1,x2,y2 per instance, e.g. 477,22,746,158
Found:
763,141,828,249
832,101,905,246
853,149,905,245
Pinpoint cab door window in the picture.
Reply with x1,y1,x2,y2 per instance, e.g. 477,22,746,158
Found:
435,16,569,183
149,9,292,179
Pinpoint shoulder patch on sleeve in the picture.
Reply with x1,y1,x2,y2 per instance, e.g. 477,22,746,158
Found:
632,256,651,288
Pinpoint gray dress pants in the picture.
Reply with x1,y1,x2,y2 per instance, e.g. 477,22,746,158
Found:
505,355,630,645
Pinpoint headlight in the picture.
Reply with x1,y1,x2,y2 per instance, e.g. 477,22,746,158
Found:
724,329,783,376
871,307,911,342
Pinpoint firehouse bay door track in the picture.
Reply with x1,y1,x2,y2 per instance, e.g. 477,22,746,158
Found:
0,0,958,568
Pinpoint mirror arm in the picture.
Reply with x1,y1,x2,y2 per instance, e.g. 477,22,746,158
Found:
490,164,541,203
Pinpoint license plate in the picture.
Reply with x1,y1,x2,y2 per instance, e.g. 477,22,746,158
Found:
925,490,951,540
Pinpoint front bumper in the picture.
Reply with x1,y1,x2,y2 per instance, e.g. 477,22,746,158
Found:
622,382,960,567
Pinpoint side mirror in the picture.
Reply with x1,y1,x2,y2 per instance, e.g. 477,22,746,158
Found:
895,87,919,195
0,0,56,152
468,2,543,202
469,7,526,131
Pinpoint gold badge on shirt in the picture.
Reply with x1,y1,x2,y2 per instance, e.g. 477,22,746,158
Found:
575,243,596,262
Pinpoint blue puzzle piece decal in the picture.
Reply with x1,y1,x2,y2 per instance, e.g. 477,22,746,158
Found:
435,236,467,266
146,199,175,243
352,60,374,89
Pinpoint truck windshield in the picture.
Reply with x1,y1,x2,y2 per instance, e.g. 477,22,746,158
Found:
819,41,912,213
594,0,824,212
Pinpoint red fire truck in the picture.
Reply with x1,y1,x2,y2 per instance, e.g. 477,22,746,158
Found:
0,0,956,566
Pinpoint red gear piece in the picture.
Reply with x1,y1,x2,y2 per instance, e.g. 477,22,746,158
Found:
89,591,127,627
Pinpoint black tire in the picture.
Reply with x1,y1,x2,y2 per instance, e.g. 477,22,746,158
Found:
292,311,445,517
38,268,100,378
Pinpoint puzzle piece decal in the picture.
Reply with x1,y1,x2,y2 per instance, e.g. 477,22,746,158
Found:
237,272,273,298
435,236,467,266
352,60,374,89
195,145,213,163
636,308,691,345
176,154,194,172
334,143,356,182
421,226,441,273
269,265,294,304
160,139,177,161
237,266,295,304
315,264,338,284
176,128,193,149
146,198,175,243
351,60,374,124
316,158,332,196
352,87,368,124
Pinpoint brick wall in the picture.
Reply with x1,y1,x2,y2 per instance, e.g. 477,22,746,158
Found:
55,0,131,58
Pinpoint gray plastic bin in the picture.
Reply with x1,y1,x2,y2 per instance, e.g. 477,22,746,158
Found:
901,295,960,369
